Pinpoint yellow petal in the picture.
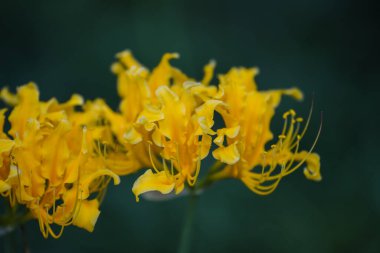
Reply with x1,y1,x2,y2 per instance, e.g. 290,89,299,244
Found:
183,81,201,90
116,50,144,69
195,99,223,134
123,126,142,144
53,188,77,224
57,94,84,109
175,181,185,194
155,86,186,140
0,139,14,153
213,132,225,147
149,53,179,92
282,88,303,101
200,134,212,159
214,126,240,146
0,180,10,193
0,109,7,134
0,87,19,106
303,153,322,181
155,85,179,105
137,104,164,130
80,169,120,200
202,60,216,85
40,120,71,186
8,82,40,138
73,199,100,232
212,142,240,165
105,152,141,176
197,116,216,135
225,125,240,138
220,67,259,92
152,128,163,147
132,170,175,202
7,165,34,201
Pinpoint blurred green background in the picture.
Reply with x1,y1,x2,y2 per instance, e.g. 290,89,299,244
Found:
0,0,379,252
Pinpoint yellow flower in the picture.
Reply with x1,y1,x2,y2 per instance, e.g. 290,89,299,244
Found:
0,83,120,238
132,85,215,201
210,68,321,195
108,51,219,201
113,52,321,200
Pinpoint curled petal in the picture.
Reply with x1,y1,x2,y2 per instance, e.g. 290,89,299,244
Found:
137,104,164,130
212,142,240,165
202,60,216,85
183,81,201,90
132,170,175,202
214,126,240,146
123,126,142,144
302,153,322,181
80,169,120,200
197,116,216,135
8,82,40,138
149,53,179,91
115,50,144,70
73,199,101,232
195,99,224,134
282,88,303,101
56,94,84,109
0,180,10,193
152,128,163,147
0,87,19,106
155,85,179,105
200,134,212,159
219,67,259,92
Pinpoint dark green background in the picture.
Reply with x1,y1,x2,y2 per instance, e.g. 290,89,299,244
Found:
0,0,379,252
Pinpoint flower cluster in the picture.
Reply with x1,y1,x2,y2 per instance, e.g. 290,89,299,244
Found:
0,83,123,238
0,51,322,238
105,51,321,201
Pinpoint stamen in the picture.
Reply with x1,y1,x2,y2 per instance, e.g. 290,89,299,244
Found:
148,143,160,173
298,98,314,140
175,143,182,173
47,224,65,239
288,121,301,149
188,146,202,186
283,112,322,177
281,112,289,136
37,205,49,238
162,157,171,178
62,167,82,226
52,187,56,222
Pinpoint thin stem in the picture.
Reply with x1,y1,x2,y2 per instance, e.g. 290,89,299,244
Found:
196,166,229,191
177,192,198,253
20,224,30,253
3,228,15,253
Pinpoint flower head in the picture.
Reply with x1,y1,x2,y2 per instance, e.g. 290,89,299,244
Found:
0,83,120,238
110,52,322,200
211,68,322,194
106,51,221,201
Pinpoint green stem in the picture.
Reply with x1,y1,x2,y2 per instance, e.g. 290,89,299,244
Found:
3,228,15,253
20,224,30,253
177,192,198,253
